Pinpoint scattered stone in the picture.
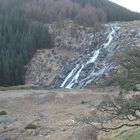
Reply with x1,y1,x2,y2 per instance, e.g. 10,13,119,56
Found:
38,112,48,118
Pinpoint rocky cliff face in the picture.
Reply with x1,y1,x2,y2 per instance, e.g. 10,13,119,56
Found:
25,20,99,87
25,20,140,88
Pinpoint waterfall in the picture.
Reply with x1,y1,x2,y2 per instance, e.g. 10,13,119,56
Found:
86,49,100,65
60,24,118,89
66,64,84,89
60,64,80,87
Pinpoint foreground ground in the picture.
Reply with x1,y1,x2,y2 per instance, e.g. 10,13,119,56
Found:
0,87,121,140
0,87,140,140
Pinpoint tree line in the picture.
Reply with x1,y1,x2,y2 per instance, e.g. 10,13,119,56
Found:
72,0,140,21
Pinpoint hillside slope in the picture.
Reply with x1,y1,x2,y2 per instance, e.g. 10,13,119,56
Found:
0,87,120,140
25,21,140,88
72,0,140,21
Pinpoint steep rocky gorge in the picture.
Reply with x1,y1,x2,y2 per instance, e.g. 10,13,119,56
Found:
25,21,140,88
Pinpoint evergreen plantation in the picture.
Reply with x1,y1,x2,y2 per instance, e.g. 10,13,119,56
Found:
0,0,53,86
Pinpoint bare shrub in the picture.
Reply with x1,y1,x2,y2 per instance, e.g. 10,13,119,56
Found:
74,5,98,26
24,0,107,28
96,8,107,23
79,94,140,132
105,48,140,90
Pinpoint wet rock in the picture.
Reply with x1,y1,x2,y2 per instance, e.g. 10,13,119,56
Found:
51,78,64,88
136,33,140,38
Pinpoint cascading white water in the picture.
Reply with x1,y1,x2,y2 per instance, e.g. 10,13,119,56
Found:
66,64,84,89
86,49,100,65
103,27,115,48
60,24,118,89
60,64,80,87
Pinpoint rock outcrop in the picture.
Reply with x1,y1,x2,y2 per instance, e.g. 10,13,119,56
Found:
25,20,140,88
25,20,99,87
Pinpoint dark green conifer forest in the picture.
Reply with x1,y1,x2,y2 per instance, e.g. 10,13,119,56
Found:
0,0,53,86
